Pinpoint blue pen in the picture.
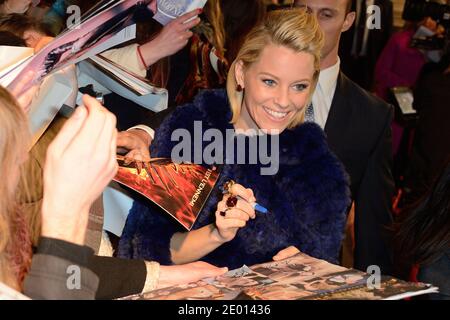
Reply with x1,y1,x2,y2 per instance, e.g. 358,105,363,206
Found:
254,203,269,214
237,196,269,214
227,194,270,214
221,180,270,214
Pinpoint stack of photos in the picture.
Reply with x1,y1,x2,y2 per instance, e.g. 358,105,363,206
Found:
120,252,439,300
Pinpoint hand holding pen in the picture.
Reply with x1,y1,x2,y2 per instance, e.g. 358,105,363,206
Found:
214,180,270,243
220,180,270,215
214,181,255,243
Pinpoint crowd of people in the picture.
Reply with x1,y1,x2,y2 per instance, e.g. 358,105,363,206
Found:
0,0,448,300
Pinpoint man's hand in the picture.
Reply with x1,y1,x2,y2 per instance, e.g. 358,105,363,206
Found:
41,95,118,245
117,129,152,173
117,129,152,160
272,246,301,261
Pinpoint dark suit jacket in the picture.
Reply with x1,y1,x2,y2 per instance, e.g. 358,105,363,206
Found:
339,0,393,90
24,238,99,300
325,72,395,274
139,73,396,274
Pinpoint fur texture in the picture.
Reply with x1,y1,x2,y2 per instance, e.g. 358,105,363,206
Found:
118,89,351,269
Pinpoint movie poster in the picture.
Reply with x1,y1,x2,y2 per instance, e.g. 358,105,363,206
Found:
114,157,221,230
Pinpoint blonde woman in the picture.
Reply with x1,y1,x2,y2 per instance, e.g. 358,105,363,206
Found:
118,9,351,269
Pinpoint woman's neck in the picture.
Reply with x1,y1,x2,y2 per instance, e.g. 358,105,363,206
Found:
234,102,259,132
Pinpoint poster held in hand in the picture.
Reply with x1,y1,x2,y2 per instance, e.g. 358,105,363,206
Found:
113,156,221,231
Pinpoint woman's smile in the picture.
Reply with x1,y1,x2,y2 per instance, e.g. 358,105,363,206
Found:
262,105,291,122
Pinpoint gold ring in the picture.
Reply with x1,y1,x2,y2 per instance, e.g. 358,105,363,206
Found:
223,180,235,194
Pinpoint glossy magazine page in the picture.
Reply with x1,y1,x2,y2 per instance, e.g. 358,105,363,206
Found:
113,156,221,230
119,252,439,300
2,0,149,93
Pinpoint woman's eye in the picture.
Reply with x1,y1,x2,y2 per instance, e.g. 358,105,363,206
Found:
293,84,309,91
263,79,276,87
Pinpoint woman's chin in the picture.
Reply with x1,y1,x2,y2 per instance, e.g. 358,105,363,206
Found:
257,122,287,135
257,116,292,134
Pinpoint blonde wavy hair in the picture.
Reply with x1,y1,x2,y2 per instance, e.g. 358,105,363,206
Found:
226,8,324,129
0,86,30,289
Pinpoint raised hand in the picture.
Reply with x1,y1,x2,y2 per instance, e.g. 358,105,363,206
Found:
41,95,118,245
139,9,201,67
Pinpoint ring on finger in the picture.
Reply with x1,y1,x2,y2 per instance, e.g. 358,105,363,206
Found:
223,180,236,194
219,208,232,217
226,195,238,208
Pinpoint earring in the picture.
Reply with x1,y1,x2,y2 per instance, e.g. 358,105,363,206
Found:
236,84,243,92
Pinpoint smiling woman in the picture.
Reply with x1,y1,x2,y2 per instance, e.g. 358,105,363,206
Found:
228,9,323,132
118,8,351,271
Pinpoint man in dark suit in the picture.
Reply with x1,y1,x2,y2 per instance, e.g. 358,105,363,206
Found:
293,0,394,275
117,0,395,275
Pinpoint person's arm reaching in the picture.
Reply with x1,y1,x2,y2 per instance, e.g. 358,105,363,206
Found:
102,9,201,76
24,238,100,300
116,107,174,163
23,95,118,299
137,9,201,69
40,95,118,245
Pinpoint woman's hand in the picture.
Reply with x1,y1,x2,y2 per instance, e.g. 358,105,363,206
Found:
139,9,201,67
213,183,257,243
153,9,201,56
273,246,301,261
41,95,118,245
157,261,228,289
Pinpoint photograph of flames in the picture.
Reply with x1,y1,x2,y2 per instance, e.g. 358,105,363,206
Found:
113,156,221,230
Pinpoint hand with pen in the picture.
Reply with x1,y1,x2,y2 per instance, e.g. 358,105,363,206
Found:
213,181,258,243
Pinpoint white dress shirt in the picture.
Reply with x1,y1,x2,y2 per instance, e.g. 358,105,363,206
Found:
311,59,341,129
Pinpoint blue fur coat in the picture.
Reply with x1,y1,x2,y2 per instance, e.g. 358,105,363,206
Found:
117,89,351,269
